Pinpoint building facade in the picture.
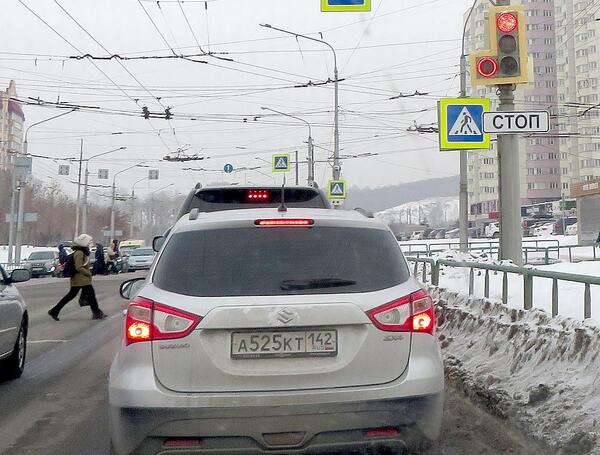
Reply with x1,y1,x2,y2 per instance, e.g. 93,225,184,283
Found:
0,80,25,168
464,0,563,225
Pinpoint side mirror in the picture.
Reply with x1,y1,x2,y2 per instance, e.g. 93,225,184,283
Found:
152,235,165,252
120,278,145,300
10,269,31,283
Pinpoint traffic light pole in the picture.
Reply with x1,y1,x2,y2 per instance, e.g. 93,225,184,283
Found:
497,84,522,265
495,0,523,265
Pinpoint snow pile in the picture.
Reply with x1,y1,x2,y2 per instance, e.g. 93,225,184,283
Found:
433,287,600,454
376,196,459,226
0,246,54,264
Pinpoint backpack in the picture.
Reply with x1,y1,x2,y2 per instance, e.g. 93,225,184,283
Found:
62,253,76,278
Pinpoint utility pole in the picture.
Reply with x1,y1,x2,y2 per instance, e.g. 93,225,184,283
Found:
261,106,314,186
295,151,299,186
111,162,145,241
7,162,16,264
458,0,480,253
259,25,339,183
497,83,522,264
131,177,148,239
493,0,522,265
81,146,126,234
74,139,84,237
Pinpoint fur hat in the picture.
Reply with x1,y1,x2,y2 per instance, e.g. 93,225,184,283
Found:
73,234,93,248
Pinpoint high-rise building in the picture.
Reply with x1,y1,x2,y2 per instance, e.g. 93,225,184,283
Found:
554,0,600,195
464,0,562,226
0,80,25,168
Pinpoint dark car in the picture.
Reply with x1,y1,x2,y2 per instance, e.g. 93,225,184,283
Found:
553,217,577,235
177,184,331,220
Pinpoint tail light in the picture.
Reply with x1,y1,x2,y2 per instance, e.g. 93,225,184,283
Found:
367,290,435,335
125,297,202,346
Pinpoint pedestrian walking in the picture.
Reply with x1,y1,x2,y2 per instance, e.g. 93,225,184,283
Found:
92,243,106,276
58,243,68,265
105,239,119,274
48,234,106,321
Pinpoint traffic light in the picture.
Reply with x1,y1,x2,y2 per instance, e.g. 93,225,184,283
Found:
470,6,529,86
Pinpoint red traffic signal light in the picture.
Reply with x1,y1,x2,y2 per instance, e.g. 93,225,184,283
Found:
470,6,529,86
496,12,518,33
477,57,499,78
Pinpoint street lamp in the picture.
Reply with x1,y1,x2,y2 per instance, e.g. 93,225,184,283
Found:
81,146,127,234
261,107,315,186
130,177,148,239
259,24,340,182
111,162,145,241
12,108,77,264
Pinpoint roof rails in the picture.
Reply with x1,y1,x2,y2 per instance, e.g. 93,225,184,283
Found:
354,207,374,218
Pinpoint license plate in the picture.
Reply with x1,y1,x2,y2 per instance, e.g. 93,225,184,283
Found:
231,330,337,359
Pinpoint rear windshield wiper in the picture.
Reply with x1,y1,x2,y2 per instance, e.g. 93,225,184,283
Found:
280,278,357,290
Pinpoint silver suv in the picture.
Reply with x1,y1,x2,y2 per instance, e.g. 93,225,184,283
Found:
109,208,444,455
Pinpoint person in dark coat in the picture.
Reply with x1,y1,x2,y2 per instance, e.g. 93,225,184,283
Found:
58,244,68,265
92,243,106,276
48,234,106,321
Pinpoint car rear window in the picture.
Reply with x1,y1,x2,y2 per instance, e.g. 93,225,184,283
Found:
185,188,327,214
153,227,409,297
130,248,154,256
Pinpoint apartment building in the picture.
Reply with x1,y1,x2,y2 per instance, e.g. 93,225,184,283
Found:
0,80,25,168
554,0,600,195
464,0,562,225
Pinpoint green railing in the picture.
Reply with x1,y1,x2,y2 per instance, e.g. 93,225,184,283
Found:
407,256,600,320
401,240,598,265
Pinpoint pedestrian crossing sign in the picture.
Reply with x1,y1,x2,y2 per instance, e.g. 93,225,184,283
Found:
328,180,347,199
272,154,290,173
321,0,371,12
438,98,490,150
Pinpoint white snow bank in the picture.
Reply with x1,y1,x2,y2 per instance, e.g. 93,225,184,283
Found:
433,287,600,454
0,245,55,264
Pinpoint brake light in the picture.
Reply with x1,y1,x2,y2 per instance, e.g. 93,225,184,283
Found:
125,297,202,345
367,289,435,335
365,427,400,438
247,190,270,201
255,219,314,227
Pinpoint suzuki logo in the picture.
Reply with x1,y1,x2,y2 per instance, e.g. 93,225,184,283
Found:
276,308,297,325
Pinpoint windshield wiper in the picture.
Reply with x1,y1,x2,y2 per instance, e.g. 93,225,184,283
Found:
280,278,357,291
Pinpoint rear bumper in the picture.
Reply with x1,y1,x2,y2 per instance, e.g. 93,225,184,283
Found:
109,334,444,455
110,394,442,455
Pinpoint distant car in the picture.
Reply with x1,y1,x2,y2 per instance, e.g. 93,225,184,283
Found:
109,208,443,455
410,230,425,240
565,223,578,236
435,229,447,239
485,222,500,239
124,247,156,272
468,227,481,239
427,229,438,240
395,232,408,241
0,267,31,380
445,228,460,239
21,250,60,277
553,217,577,235
533,222,555,237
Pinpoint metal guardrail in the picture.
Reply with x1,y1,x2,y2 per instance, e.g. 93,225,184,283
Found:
401,240,597,265
407,256,600,320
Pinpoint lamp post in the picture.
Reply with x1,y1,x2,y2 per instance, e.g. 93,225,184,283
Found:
130,177,148,239
81,146,127,234
259,24,340,182
261,106,314,186
13,108,77,263
111,162,145,242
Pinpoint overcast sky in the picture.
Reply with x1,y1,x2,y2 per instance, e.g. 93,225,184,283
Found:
3,0,472,200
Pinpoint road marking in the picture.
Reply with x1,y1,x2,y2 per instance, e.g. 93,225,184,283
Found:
28,340,69,344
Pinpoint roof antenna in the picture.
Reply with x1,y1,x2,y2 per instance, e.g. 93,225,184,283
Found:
278,176,287,212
